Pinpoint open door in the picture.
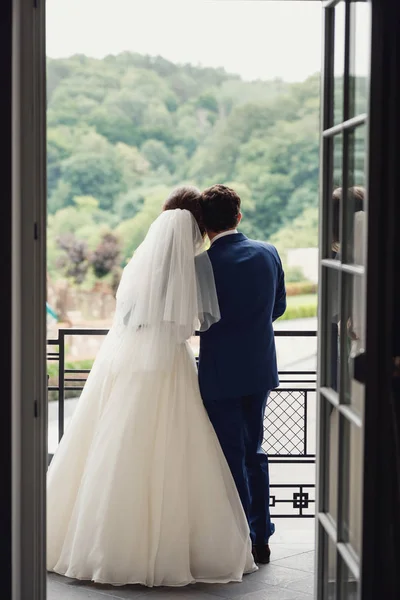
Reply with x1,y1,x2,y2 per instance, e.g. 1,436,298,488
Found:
11,0,47,598
316,0,371,598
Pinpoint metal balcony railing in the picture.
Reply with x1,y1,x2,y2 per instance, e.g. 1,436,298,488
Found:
47,328,317,519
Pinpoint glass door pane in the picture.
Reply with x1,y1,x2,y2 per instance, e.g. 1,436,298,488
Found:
333,1,346,125
341,416,363,556
349,1,371,117
339,555,359,600
322,530,337,600
345,125,367,267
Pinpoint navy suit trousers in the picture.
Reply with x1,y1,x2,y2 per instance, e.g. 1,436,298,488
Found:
203,390,275,545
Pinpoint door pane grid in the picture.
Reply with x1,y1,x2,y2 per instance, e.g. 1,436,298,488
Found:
320,386,340,408
320,388,363,429
338,544,360,582
322,114,367,138
337,404,363,430
323,0,343,10
318,1,370,597
321,259,365,276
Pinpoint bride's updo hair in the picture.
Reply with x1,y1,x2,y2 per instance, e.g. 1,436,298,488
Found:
163,185,205,236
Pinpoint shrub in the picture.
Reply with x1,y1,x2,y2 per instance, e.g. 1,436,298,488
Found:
278,302,317,321
90,232,121,278
57,233,89,285
285,266,305,283
286,282,318,296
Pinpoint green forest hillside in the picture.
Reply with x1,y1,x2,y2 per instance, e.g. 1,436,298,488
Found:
47,52,365,289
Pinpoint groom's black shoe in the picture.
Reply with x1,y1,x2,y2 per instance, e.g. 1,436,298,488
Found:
252,544,271,564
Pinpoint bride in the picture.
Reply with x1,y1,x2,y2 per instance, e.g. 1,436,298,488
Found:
47,185,256,587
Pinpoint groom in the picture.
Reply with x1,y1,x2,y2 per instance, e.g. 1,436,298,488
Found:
198,184,286,564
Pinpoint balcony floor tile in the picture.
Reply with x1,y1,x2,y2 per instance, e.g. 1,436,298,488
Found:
271,552,315,574
48,548,315,600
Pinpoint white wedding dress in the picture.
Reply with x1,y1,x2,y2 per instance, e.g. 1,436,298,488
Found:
47,209,256,587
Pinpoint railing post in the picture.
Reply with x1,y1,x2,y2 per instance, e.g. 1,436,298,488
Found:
304,390,308,456
58,330,65,441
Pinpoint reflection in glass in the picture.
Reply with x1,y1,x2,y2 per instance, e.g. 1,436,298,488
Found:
343,272,365,414
327,403,339,524
334,2,346,125
342,418,363,556
326,268,341,392
349,0,370,117
330,126,366,267
347,125,366,266
331,134,343,257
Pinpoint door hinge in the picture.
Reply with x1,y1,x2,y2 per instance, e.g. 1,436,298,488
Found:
34,222,39,240
34,400,38,418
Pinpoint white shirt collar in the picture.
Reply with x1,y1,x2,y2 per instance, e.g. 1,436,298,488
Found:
210,229,238,245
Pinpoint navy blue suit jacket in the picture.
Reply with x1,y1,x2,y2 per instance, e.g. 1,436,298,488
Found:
198,233,286,400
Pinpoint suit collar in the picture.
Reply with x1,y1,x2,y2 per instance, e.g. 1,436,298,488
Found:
209,232,247,248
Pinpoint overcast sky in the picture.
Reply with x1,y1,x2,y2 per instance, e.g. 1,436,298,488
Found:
46,0,324,82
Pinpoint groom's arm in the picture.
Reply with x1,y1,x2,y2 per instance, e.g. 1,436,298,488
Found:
272,254,286,322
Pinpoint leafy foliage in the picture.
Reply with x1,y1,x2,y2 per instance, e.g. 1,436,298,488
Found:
57,234,90,285
47,52,367,287
279,301,317,321
91,233,121,279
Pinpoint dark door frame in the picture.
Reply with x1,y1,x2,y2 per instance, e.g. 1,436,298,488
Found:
0,0,47,599
361,0,400,597
0,1,13,595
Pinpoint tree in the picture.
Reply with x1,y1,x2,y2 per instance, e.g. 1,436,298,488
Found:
115,185,170,260
223,181,257,238
90,233,121,279
60,151,126,210
47,197,115,278
141,140,175,174
167,71,199,102
47,135,69,198
48,180,72,214
141,102,175,146
87,104,139,146
270,207,319,257
115,189,145,220
196,92,219,113
47,58,73,102
56,234,90,285
115,143,149,187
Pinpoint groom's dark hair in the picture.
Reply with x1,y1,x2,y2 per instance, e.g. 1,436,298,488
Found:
200,184,241,232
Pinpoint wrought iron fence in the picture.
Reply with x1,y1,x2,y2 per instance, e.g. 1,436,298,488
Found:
47,328,317,518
